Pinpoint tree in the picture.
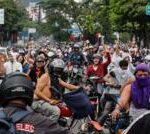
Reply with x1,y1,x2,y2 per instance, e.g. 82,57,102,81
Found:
110,0,150,47
0,0,27,44
40,0,112,43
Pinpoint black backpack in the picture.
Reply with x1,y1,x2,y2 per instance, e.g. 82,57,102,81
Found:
0,109,32,134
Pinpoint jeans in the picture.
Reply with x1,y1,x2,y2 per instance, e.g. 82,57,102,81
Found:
32,100,60,122
98,101,113,125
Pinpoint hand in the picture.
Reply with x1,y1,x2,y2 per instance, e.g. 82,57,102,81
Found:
111,108,120,121
105,82,115,87
49,99,61,105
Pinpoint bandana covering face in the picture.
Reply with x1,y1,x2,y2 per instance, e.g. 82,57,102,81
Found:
131,76,150,109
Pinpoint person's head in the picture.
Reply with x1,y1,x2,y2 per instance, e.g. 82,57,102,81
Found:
92,53,103,65
17,55,24,64
35,55,46,68
8,53,14,62
135,63,150,87
119,59,128,70
88,45,94,53
38,51,48,62
73,43,80,52
49,58,65,76
135,63,149,78
0,72,34,106
123,56,131,64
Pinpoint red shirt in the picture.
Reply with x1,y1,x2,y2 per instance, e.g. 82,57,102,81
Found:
86,53,111,81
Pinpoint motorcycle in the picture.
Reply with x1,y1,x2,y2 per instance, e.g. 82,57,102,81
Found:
51,85,102,134
100,93,130,134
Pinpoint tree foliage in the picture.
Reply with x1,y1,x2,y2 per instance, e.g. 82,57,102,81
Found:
0,0,27,32
0,0,28,43
40,0,112,42
110,0,150,47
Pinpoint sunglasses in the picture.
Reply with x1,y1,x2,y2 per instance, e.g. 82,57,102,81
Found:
36,61,45,63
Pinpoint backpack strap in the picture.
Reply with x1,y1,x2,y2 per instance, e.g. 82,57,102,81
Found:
11,111,32,123
0,110,6,119
0,110,10,127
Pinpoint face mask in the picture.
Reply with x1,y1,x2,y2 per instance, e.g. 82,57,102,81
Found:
120,69,127,78
120,69,127,74
136,76,150,87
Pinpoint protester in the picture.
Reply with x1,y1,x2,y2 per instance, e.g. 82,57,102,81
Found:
0,72,71,134
4,53,22,74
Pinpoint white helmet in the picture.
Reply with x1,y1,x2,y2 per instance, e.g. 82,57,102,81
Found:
51,58,65,68
48,51,55,58
74,43,80,48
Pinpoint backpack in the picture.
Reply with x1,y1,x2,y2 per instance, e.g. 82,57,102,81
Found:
0,109,32,134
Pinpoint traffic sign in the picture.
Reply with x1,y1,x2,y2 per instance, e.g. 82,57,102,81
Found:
0,9,4,24
146,4,150,15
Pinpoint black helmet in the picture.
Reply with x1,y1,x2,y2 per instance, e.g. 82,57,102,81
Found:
0,72,34,106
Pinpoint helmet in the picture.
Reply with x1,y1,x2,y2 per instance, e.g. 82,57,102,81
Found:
73,43,80,48
0,72,34,106
93,53,103,62
51,58,65,69
19,49,25,54
48,51,55,58
49,58,65,75
35,55,45,62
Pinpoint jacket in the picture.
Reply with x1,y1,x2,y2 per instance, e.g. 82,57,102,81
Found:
3,105,71,134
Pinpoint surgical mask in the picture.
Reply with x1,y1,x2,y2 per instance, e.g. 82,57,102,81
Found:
120,69,127,74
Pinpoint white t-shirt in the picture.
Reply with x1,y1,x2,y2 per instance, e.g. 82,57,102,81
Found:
4,61,23,75
111,52,123,67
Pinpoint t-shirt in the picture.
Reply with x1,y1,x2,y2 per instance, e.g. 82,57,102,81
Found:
113,67,134,86
4,61,23,74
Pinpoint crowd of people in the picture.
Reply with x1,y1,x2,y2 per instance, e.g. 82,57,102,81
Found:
0,39,150,134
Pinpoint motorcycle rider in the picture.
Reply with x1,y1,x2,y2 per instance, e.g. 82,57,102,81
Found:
112,63,150,121
69,43,87,67
0,72,71,134
86,52,111,95
98,59,134,126
32,58,80,122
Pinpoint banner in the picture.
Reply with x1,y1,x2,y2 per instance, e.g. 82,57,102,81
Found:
0,9,4,24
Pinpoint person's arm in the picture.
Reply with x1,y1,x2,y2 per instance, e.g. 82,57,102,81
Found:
103,52,111,67
103,74,116,86
120,77,135,93
103,74,111,83
58,78,79,91
81,53,88,65
117,84,131,108
112,84,131,119
0,62,6,76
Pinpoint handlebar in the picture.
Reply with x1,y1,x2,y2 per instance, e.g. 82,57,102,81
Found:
105,84,121,89
89,76,102,81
